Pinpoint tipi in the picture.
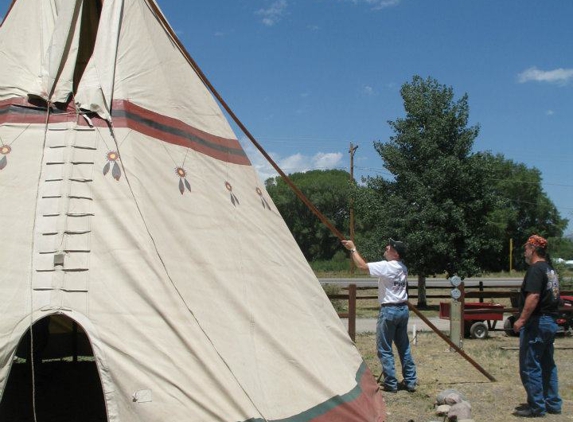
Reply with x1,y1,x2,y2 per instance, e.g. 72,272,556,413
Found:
0,0,385,421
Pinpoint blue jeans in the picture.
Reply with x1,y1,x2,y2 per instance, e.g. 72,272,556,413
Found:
376,304,417,390
519,315,562,415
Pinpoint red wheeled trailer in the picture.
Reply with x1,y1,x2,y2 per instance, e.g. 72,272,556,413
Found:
504,295,573,337
439,302,504,339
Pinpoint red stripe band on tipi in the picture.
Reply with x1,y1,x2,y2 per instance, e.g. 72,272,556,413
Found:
0,98,251,166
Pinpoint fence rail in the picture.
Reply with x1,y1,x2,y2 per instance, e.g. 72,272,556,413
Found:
327,283,573,341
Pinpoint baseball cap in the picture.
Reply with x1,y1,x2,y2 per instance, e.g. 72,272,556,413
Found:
389,238,407,258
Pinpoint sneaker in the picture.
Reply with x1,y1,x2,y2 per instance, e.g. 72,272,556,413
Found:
398,380,416,393
513,408,545,418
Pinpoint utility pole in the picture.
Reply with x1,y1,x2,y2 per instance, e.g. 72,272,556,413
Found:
349,143,359,274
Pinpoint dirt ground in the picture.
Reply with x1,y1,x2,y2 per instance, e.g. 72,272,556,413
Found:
355,330,573,422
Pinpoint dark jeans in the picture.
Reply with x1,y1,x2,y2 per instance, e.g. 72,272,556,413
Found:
519,315,562,415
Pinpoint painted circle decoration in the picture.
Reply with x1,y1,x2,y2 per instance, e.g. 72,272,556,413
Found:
0,145,11,155
176,167,187,178
107,151,119,161
225,181,232,192
256,187,263,196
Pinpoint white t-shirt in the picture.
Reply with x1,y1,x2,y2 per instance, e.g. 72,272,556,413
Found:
367,260,408,305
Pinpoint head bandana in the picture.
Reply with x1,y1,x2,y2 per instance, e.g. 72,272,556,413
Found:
525,235,547,249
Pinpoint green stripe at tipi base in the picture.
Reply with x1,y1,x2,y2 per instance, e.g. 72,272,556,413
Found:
240,362,368,422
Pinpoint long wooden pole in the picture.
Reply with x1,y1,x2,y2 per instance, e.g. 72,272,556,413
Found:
147,0,344,242
149,2,496,383
408,303,496,381
0,0,17,28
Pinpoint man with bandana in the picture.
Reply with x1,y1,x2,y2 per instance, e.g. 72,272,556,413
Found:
513,235,562,417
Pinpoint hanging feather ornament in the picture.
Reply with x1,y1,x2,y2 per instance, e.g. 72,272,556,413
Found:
256,187,271,211
176,167,191,194
103,151,122,180
0,145,11,170
226,181,239,206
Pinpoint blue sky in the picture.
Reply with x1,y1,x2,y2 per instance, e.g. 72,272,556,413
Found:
2,0,572,234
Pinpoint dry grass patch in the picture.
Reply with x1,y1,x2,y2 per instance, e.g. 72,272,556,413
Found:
355,331,573,421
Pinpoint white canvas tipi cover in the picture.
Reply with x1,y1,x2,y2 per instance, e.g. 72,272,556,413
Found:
0,0,385,421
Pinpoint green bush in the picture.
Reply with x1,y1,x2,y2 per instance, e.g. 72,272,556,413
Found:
310,251,351,275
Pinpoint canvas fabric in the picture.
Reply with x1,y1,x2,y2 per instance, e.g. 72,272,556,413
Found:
0,1,385,421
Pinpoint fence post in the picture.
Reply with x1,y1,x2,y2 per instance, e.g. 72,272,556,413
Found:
348,284,356,342
479,281,484,303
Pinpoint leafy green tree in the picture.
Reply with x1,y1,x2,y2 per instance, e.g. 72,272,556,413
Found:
265,169,351,261
356,76,501,306
476,152,568,271
550,237,573,261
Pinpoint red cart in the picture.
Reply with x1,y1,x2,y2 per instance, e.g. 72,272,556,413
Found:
439,301,504,339
505,295,573,337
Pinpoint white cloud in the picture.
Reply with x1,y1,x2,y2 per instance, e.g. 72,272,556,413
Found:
546,110,555,116
363,85,375,96
241,140,344,181
313,152,344,169
517,67,573,85
256,0,288,27
368,0,402,10
280,153,309,172
343,0,402,10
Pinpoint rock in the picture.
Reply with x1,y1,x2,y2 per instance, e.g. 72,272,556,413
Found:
444,392,464,405
436,389,466,405
436,404,451,415
447,400,472,421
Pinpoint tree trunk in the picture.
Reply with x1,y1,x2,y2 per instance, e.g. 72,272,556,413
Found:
417,274,427,308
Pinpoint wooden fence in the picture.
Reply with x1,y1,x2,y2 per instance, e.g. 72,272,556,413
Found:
326,283,573,341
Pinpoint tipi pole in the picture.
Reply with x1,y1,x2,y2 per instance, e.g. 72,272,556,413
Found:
407,303,496,382
0,0,17,28
146,0,345,242
148,0,496,383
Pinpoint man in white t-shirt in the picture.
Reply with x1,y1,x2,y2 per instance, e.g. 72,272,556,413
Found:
342,238,417,393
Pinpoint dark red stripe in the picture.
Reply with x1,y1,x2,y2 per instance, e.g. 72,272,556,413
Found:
111,100,250,165
0,97,251,166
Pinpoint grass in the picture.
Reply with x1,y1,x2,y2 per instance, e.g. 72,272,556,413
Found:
355,330,573,422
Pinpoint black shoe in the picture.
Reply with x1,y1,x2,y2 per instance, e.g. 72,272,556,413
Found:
381,385,397,393
514,404,529,411
547,409,561,415
398,380,416,392
513,408,545,418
